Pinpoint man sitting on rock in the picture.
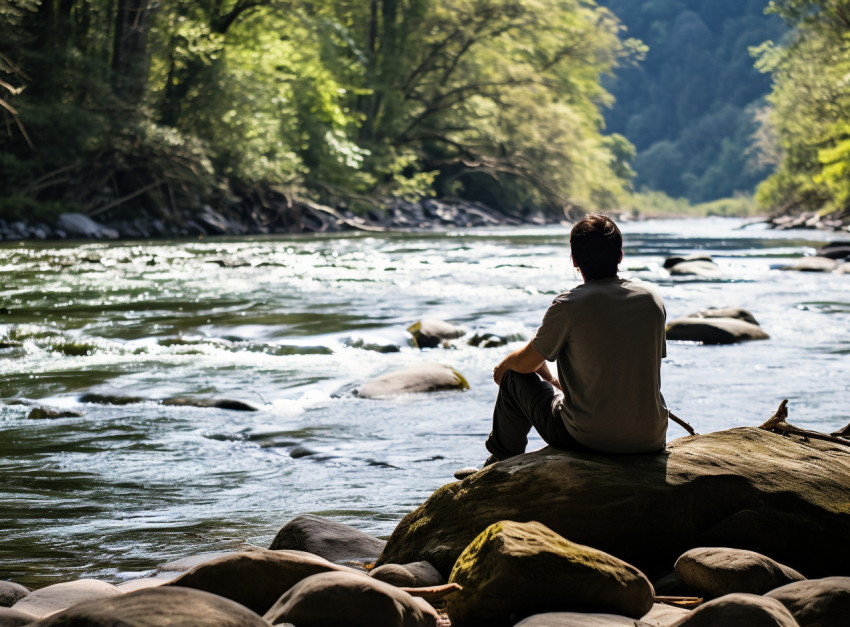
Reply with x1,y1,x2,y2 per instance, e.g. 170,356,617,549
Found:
484,213,669,464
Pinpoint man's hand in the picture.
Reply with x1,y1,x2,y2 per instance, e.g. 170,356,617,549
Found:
493,342,546,385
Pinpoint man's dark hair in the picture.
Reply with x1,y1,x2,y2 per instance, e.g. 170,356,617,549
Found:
570,214,622,280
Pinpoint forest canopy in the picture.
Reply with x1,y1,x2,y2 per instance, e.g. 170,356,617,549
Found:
753,0,850,221
0,0,637,221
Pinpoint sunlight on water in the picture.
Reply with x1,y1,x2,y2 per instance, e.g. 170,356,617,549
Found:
1,217,848,586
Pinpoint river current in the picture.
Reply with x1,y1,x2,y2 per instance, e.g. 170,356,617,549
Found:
1,217,848,587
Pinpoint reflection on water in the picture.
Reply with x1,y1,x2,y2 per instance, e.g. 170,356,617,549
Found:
1,218,848,587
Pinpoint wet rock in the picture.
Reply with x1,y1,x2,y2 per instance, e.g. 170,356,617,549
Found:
835,262,850,274
269,514,386,563
356,362,469,398
26,407,84,420
467,332,524,348
668,260,722,277
168,548,357,615
0,581,29,607
684,307,760,326
377,428,850,581
819,243,850,260
668,593,798,626
445,520,654,627
778,256,838,272
765,576,850,627
666,317,769,344
206,258,251,268
0,607,36,626
263,571,438,627
55,214,119,240
161,397,258,411
32,586,269,626
515,613,653,626
12,579,121,619
674,547,805,599
370,561,444,588
663,255,714,269
80,392,147,405
407,319,465,348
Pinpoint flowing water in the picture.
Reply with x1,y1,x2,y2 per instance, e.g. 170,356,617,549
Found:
1,217,848,588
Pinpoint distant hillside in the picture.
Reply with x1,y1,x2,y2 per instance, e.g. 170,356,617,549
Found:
599,0,787,202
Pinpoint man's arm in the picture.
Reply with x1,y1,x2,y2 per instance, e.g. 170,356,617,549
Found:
493,341,559,389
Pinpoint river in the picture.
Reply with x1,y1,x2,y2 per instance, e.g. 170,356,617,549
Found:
1,217,848,588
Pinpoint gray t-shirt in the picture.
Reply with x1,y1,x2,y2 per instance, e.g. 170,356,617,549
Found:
531,277,668,453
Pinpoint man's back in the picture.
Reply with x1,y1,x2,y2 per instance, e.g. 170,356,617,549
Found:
531,277,668,453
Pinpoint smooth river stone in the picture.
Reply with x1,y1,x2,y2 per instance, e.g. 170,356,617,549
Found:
665,317,769,344
669,593,798,627
765,576,850,627
0,607,36,626
407,319,465,348
369,561,445,588
12,580,121,619
668,260,722,277
674,547,805,598
269,514,386,563
356,362,469,398
264,571,438,627
32,586,269,627
515,613,653,626
779,256,838,272
168,548,360,615
0,582,29,607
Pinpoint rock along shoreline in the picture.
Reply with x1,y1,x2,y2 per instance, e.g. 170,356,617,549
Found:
0,197,565,243
4,425,850,626
2,195,850,243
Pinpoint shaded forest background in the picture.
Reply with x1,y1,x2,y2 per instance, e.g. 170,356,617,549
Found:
1,0,849,228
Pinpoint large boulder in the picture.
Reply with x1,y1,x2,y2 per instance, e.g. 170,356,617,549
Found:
12,580,121,619
268,514,386,562
668,593,798,626
674,547,805,598
0,582,29,607
407,319,465,348
168,548,358,615
765,576,850,627
355,362,469,398
445,521,654,627
263,571,438,626
32,586,269,626
666,317,769,344
376,428,850,580
55,213,119,240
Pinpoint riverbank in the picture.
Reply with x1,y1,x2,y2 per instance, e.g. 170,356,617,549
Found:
0,196,565,242
2,194,849,243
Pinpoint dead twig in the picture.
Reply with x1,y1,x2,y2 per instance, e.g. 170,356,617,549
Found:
655,595,703,608
400,582,462,602
759,400,850,448
669,411,697,436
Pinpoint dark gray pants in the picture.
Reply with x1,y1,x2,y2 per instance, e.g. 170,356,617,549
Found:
485,369,586,460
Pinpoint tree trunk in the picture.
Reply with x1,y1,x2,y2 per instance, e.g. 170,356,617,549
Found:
111,0,154,103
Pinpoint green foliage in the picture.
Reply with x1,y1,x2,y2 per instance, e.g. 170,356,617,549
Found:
598,0,787,203
2,0,637,220
755,0,850,215
627,190,760,218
